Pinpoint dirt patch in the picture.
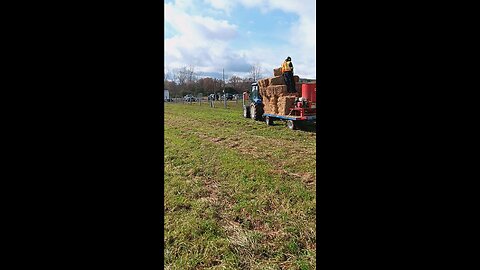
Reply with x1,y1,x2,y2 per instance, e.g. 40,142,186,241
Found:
223,220,250,247
269,169,316,186
211,137,225,143
229,142,240,148
197,133,209,139
198,177,220,204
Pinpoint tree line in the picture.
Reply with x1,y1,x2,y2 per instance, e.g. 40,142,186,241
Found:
164,64,263,97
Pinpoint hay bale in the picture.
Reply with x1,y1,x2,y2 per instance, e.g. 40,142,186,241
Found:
262,82,300,114
277,96,297,115
268,75,285,86
264,78,270,87
258,87,264,98
276,85,286,97
264,96,278,114
273,67,282,76
262,92,273,114
258,78,269,88
263,99,272,114
267,85,288,97
263,102,273,114
266,84,300,97
266,85,276,97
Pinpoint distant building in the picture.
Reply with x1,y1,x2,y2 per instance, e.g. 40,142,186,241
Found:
164,89,170,100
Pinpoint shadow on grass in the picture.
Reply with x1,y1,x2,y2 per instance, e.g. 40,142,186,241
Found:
271,121,317,133
299,122,317,133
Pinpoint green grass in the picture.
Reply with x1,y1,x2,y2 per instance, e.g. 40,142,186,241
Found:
164,102,316,269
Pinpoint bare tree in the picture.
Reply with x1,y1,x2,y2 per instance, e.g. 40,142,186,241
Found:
240,76,253,92
175,67,187,86
174,65,198,94
164,66,173,82
175,65,196,84
228,75,242,90
185,65,196,84
250,63,262,82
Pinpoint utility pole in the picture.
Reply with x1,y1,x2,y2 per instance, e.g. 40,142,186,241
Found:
223,69,226,108
211,78,215,107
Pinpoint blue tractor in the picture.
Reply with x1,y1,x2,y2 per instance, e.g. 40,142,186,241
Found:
242,83,264,120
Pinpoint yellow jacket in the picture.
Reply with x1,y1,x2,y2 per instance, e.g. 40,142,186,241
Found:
282,60,293,73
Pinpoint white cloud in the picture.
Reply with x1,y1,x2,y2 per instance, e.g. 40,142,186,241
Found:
164,1,239,71
164,0,316,79
236,0,316,78
165,3,237,41
202,0,236,15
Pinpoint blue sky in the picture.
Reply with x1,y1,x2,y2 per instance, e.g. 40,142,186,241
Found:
164,0,316,80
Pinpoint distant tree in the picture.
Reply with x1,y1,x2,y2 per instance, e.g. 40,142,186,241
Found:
250,63,262,82
175,67,187,86
225,86,237,94
164,80,181,97
228,75,242,90
213,78,222,94
164,67,174,82
186,65,196,83
237,77,253,93
175,65,196,84
199,77,215,93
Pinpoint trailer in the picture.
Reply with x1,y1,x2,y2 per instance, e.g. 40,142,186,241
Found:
263,113,316,130
243,82,317,130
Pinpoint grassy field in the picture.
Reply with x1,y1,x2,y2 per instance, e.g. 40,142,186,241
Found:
164,101,316,269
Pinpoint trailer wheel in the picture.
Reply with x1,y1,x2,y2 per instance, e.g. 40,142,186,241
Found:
287,120,296,130
250,104,263,121
243,105,250,118
266,116,274,126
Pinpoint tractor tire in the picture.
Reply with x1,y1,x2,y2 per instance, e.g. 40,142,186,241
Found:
250,103,263,121
243,105,250,118
287,120,296,130
266,116,274,126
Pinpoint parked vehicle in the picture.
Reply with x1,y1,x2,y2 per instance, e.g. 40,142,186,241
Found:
210,93,221,100
184,95,197,102
221,93,234,100
208,94,216,101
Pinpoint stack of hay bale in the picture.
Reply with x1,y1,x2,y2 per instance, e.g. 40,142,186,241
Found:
257,67,301,115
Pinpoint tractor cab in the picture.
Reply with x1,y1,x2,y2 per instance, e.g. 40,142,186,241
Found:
242,82,264,120
249,83,262,105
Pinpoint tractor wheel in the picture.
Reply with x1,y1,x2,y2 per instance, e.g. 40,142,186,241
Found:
243,105,250,118
266,116,274,126
287,120,296,130
250,103,263,121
